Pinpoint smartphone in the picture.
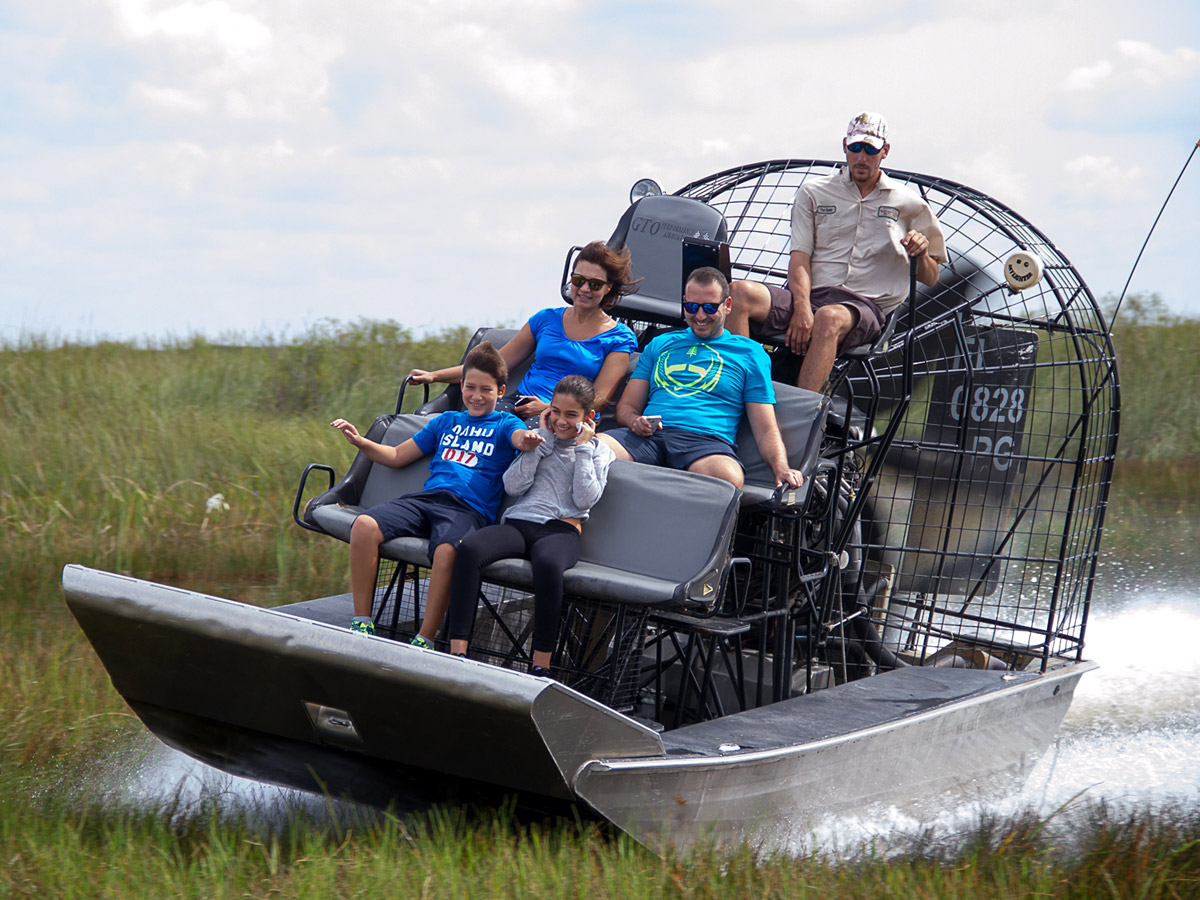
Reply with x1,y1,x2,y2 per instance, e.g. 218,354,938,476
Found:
576,422,584,434
644,415,662,429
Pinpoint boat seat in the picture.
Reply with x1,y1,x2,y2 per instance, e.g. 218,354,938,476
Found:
734,381,830,508
561,194,729,327
401,327,523,416
298,415,741,609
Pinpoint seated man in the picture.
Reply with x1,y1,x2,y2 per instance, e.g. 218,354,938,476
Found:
599,266,803,491
727,111,948,392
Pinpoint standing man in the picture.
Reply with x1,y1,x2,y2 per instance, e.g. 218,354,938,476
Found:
600,267,803,491
727,112,947,392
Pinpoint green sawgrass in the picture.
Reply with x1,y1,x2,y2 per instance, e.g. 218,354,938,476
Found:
1105,293,1200,462
2,792,1198,898
1,320,1197,895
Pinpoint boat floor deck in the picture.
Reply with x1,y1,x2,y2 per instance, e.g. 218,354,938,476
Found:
661,666,1041,756
274,594,1054,756
277,592,356,628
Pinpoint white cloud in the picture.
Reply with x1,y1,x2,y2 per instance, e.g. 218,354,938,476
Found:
113,0,271,54
1066,60,1113,91
107,0,342,122
1116,39,1200,87
5,0,1200,345
1064,39,1200,92
132,80,209,112
1064,154,1143,191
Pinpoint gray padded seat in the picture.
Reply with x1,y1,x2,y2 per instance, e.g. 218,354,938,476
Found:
597,194,728,325
734,382,830,506
306,416,741,608
410,327,522,416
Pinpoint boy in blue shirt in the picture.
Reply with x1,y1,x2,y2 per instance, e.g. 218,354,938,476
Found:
330,342,543,646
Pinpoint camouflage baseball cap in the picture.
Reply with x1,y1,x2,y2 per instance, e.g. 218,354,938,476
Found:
845,111,888,149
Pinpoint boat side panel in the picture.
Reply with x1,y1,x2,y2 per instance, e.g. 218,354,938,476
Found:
63,566,661,801
575,663,1092,852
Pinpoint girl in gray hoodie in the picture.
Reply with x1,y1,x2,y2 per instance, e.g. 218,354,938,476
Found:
446,375,615,675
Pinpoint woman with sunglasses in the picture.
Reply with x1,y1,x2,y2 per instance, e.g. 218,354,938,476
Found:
409,241,638,419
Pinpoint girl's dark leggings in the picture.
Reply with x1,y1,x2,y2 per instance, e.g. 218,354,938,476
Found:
447,518,581,653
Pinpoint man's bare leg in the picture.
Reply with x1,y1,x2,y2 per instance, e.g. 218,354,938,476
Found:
598,432,632,460
416,542,457,642
349,515,385,618
727,281,774,338
687,454,745,490
796,305,856,393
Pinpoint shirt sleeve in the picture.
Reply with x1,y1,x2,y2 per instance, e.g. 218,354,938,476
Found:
526,306,555,342
605,323,638,354
910,202,949,266
789,184,816,255
631,334,662,382
742,342,776,405
571,438,615,511
502,428,552,495
411,415,444,455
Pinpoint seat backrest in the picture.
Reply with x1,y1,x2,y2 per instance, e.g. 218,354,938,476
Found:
601,195,729,325
413,327,523,415
734,382,829,487
357,416,432,508
578,460,740,583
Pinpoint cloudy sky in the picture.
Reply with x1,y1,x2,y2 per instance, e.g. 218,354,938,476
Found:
2,0,1198,344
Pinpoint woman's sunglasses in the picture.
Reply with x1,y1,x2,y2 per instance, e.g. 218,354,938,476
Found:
570,274,609,291
846,142,882,156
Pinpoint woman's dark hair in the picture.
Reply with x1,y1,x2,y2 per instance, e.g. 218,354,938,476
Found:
552,375,597,412
462,341,507,387
574,241,640,311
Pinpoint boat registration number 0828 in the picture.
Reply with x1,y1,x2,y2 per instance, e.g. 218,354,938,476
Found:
949,384,1027,426
925,327,1037,479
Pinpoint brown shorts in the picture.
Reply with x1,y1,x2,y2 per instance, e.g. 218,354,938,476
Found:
760,284,886,349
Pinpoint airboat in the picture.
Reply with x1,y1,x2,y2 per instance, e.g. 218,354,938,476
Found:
63,159,1119,852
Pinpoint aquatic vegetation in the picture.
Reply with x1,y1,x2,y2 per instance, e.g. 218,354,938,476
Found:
1,325,1197,895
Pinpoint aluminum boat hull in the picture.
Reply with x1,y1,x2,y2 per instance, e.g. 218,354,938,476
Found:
63,564,1091,851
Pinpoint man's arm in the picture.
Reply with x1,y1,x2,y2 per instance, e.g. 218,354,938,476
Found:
785,250,815,355
745,402,802,488
901,231,941,287
616,377,659,435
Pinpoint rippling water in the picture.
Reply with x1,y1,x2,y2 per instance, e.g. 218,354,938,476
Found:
804,567,1200,852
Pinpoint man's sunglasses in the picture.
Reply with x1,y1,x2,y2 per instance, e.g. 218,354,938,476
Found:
570,274,609,291
683,301,723,315
846,142,882,156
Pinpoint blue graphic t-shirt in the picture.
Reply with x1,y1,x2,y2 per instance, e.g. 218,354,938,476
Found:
517,307,638,400
412,410,524,520
632,329,775,443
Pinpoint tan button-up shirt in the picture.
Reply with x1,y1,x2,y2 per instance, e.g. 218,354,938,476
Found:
790,167,947,314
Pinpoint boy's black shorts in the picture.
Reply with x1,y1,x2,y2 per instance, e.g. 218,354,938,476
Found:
359,490,485,554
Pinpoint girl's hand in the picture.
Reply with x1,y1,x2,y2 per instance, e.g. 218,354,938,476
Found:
576,413,597,446
330,418,361,445
538,406,552,432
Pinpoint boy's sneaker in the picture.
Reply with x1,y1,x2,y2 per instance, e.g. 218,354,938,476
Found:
350,617,375,636
410,635,433,650
530,665,553,679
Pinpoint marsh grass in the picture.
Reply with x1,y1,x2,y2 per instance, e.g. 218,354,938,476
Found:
1,320,1198,896
2,793,1198,898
